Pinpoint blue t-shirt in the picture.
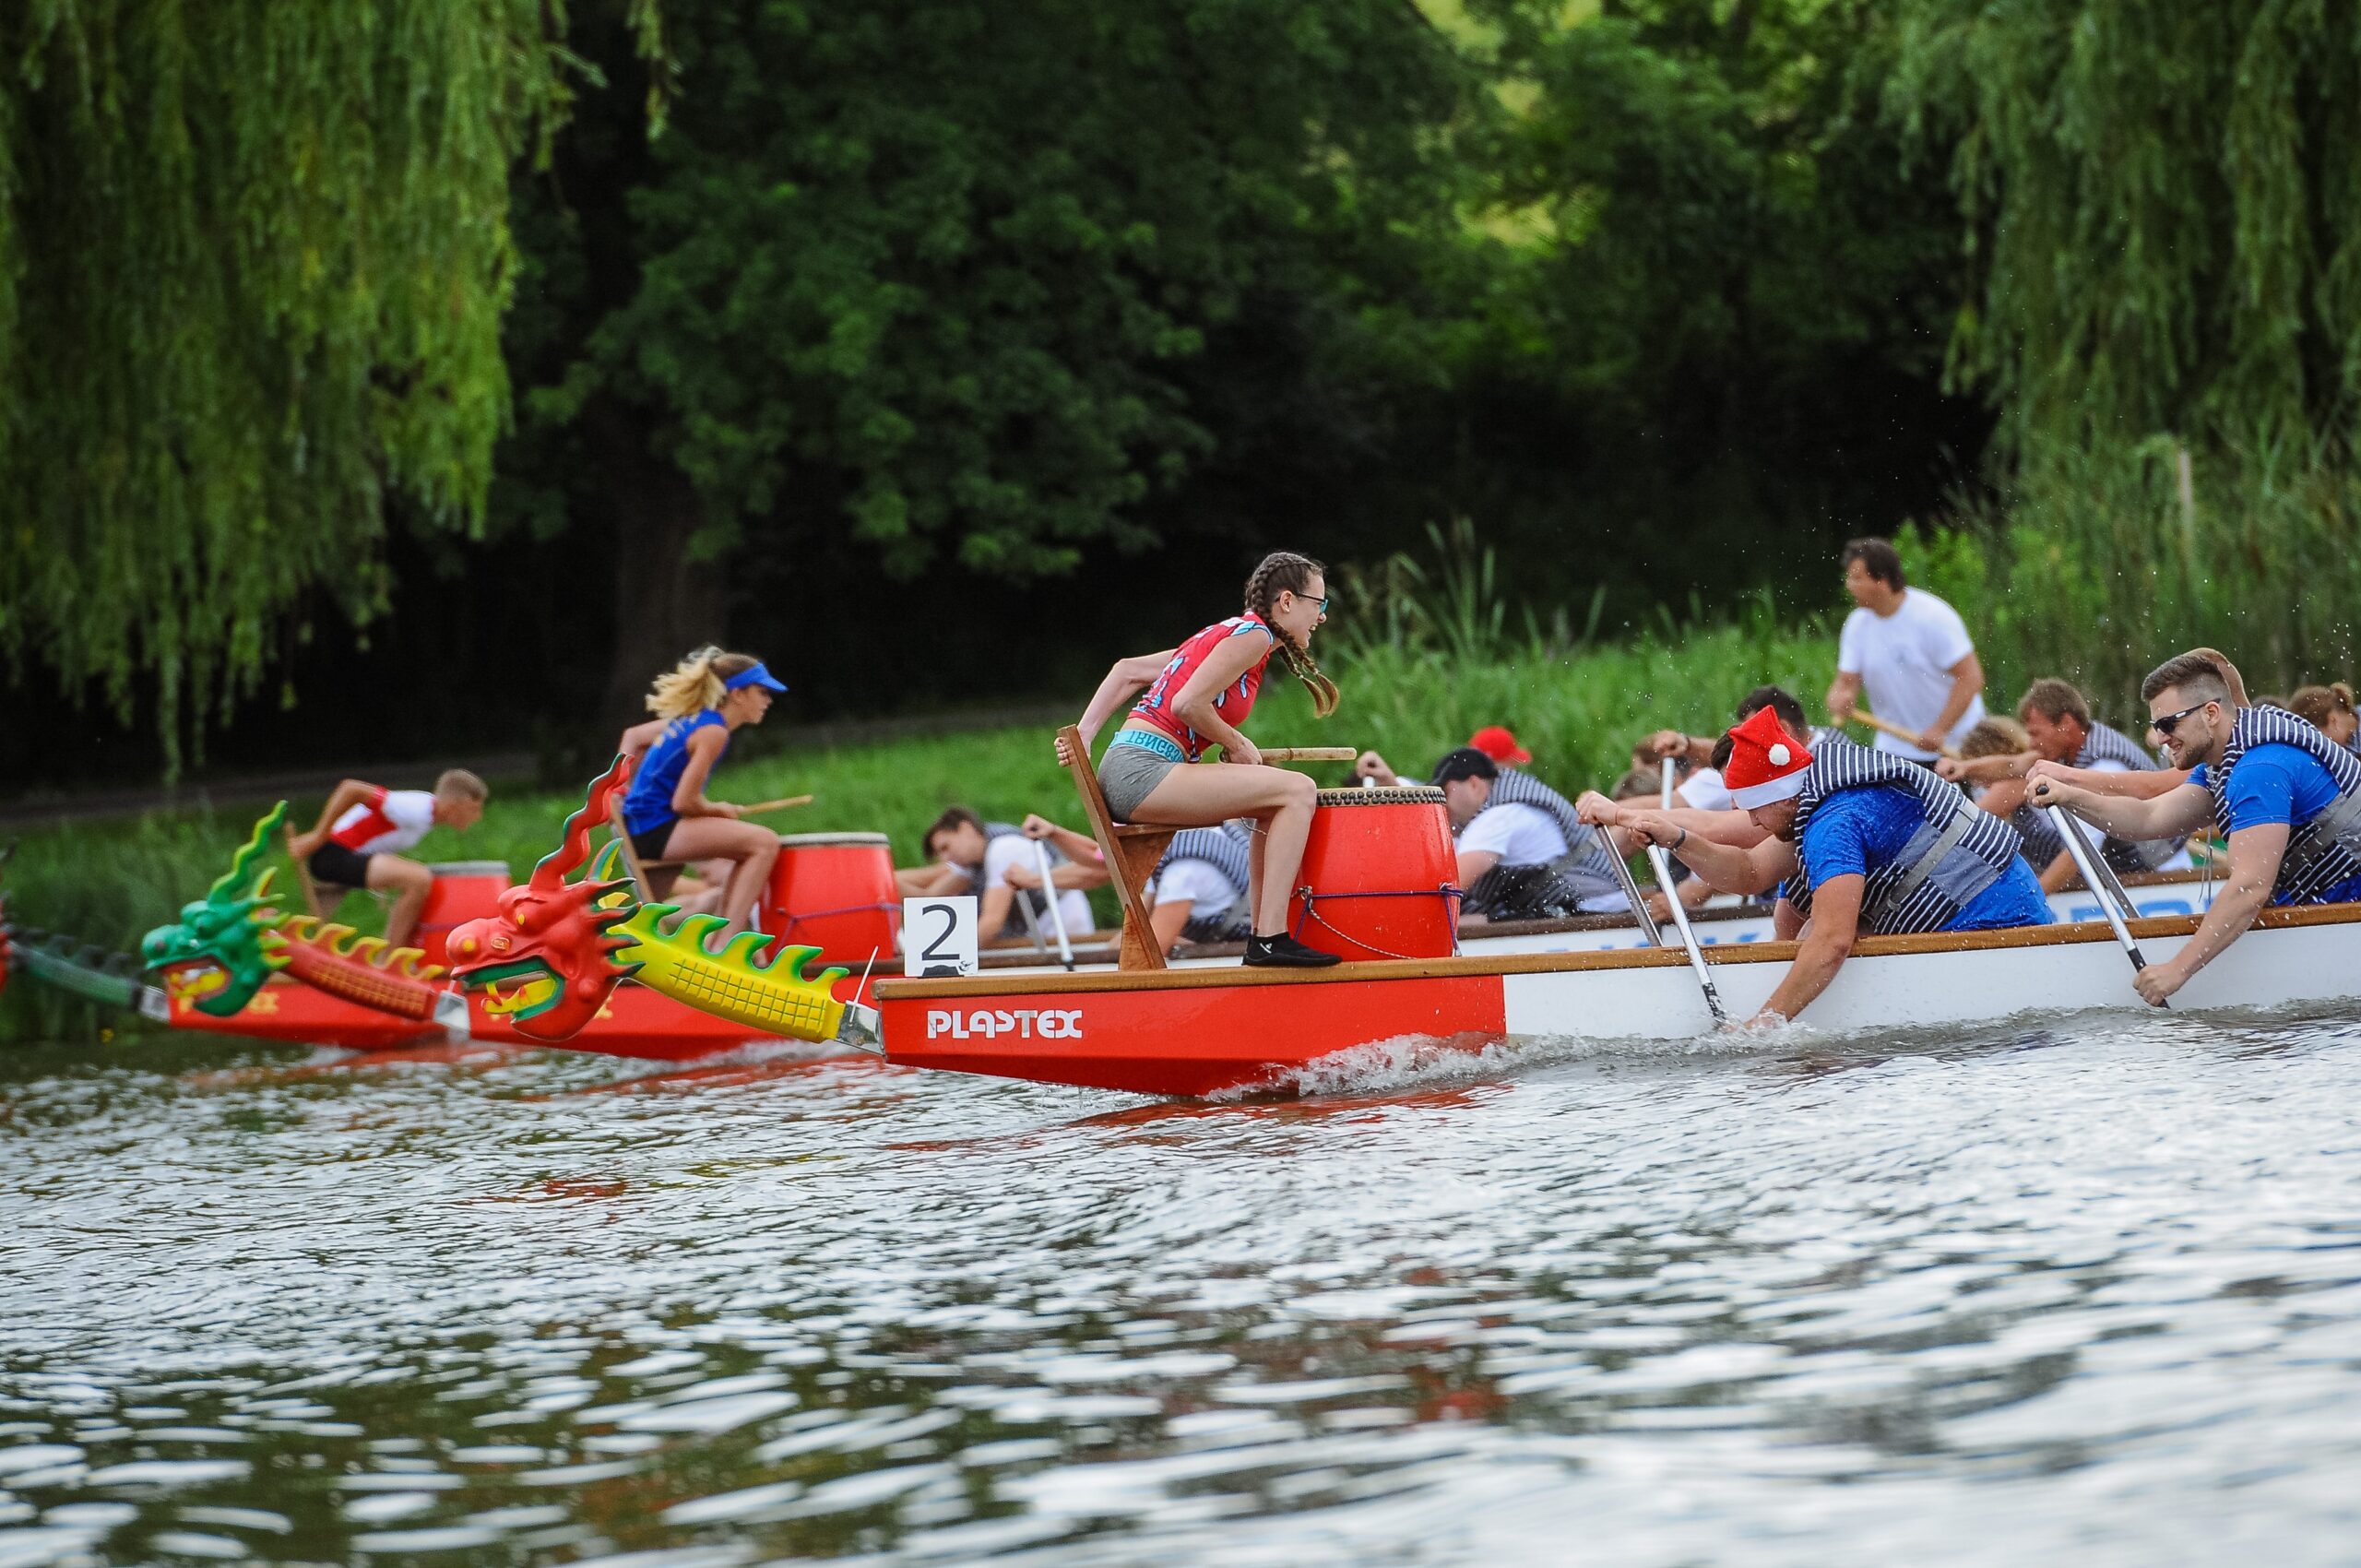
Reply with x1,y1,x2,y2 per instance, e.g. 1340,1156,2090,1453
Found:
1800,786,2052,931
2189,743,2361,904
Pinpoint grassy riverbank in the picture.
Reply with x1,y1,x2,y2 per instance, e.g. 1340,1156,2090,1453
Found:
0,616,1839,1045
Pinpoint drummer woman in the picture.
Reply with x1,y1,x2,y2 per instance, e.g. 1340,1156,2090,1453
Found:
1063,551,1342,968
617,647,787,938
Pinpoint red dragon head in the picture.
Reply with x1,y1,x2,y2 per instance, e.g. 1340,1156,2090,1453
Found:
445,756,642,1041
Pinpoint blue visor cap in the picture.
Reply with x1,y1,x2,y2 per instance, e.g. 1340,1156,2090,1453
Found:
725,661,789,695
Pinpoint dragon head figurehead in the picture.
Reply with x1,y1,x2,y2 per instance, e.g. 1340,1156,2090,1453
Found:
140,803,293,1016
445,756,640,1041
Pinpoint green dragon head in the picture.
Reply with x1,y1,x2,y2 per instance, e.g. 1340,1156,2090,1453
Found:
140,803,292,1017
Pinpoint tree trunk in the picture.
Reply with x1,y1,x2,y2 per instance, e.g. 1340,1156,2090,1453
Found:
596,406,730,727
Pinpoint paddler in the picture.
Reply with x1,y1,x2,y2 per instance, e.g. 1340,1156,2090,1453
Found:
1936,678,2192,888
289,769,488,948
1430,747,1629,921
2031,651,2361,1006
615,646,789,939
1061,551,1342,968
1616,706,2050,1026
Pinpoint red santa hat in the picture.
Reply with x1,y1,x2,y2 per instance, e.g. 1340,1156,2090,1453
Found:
1723,705,1813,809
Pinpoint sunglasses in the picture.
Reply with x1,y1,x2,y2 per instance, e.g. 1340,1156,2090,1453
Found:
1287,592,1330,613
2151,700,2214,738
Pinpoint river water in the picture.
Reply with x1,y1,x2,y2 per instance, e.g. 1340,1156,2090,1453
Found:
4,1012,2360,1566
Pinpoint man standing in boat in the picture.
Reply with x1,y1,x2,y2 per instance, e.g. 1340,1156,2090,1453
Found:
1826,538,1987,761
1618,707,2049,1025
2032,651,2361,1005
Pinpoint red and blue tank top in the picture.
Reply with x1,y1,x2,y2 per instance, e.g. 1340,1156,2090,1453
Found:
1130,613,1275,762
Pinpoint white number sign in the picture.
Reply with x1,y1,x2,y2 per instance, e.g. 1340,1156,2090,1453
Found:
905,896,979,978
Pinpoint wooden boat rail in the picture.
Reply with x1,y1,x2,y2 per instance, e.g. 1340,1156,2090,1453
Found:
877,900,2361,1000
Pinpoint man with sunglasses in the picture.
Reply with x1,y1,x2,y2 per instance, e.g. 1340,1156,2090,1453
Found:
2032,651,2361,1005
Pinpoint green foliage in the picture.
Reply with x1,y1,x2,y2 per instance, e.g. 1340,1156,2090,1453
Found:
0,0,576,768
1882,1,2361,714
517,0,1478,581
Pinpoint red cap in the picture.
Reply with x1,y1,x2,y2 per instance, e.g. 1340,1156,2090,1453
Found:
1723,706,1813,809
1468,726,1532,766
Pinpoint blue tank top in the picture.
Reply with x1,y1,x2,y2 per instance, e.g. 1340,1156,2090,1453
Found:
623,710,729,836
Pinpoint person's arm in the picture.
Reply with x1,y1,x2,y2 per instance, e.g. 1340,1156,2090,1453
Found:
1620,810,1797,896
1918,651,1985,754
2026,760,2189,801
1073,651,1178,753
1756,873,1863,1024
1578,792,1767,850
977,884,1014,937
2131,823,2285,1004
1937,750,2034,786
290,780,375,857
669,727,740,819
1172,633,1276,766
2029,776,2213,842
617,719,667,763
1773,897,1806,939
1021,814,1103,865
1355,751,1400,786
1826,670,1864,726
1639,731,1716,767
1454,848,1502,889
2037,848,2082,894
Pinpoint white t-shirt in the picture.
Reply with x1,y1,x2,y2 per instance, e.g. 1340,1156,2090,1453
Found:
1677,767,1733,813
1147,858,1241,922
1837,588,1986,758
329,789,437,856
981,834,1093,933
1458,802,1567,868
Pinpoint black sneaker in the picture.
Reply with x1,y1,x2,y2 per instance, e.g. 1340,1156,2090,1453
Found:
1243,932,1343,968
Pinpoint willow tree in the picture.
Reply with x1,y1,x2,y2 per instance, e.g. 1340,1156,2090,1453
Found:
1883,1,2361,697
0,1,580,766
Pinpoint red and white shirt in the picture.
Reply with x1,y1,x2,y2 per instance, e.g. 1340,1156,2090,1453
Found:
328,788,437,856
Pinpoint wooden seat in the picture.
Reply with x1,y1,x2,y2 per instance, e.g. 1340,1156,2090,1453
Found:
1057,724,1174,970
606,801,693,902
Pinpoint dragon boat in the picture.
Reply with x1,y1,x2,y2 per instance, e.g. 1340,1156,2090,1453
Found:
850,726,2361,1098
6,778,893,1063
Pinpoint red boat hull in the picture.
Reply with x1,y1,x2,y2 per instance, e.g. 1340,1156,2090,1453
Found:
160,970,867,1063
877,968,1510,1098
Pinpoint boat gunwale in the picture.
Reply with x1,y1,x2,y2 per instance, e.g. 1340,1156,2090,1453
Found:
876,900,2361,1000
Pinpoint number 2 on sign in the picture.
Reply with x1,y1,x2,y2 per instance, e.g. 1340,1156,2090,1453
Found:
905,897,979,979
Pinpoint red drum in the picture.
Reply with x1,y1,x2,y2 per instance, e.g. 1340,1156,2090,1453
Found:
1286,787,1460,961
415,861,511,968
764,832,901,967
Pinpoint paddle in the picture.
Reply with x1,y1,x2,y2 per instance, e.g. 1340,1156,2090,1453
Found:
1596,823,1665,950
1644,760,1727,1025
1031,839,1076,970
737,795,813,817
2042,802,2164,1005
1845,709,1961,760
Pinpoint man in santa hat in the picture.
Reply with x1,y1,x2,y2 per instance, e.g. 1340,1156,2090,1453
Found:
1614,707,2049,1025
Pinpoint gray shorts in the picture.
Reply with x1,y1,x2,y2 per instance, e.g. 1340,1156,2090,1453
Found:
1099,740,1181,821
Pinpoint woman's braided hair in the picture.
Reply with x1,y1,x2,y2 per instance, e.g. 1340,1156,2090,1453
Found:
1242,552,1340,718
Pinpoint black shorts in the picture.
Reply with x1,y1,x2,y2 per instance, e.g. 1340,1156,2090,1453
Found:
309,842,374,889
629,820,675,862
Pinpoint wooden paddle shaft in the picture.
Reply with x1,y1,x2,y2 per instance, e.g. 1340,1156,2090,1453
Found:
1848,710,1960,760
739,794,813,816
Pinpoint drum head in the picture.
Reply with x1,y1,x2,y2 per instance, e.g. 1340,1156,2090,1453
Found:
775,832,893,848
426,861,511,877
1315,786,1445,806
